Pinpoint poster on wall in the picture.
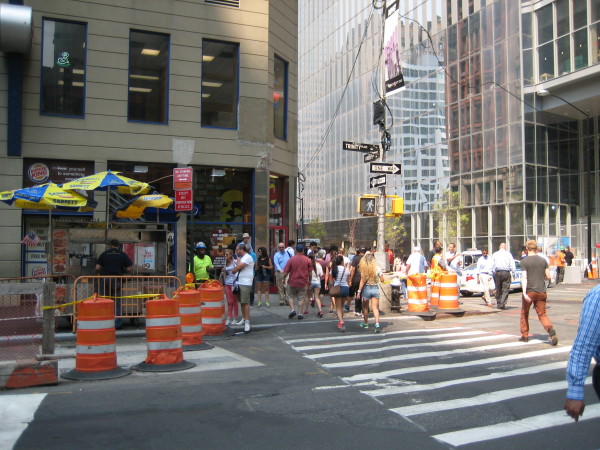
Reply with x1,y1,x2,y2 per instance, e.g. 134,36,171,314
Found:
384,0,405,97
211,229,234,268
23,158,95,187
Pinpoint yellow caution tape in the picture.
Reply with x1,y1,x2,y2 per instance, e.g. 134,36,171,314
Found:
42,293,164,309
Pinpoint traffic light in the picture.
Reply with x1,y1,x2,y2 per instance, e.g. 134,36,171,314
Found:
392,197,404,215
357,196,377,215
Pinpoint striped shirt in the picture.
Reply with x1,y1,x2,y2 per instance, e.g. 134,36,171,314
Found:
566,284,600,401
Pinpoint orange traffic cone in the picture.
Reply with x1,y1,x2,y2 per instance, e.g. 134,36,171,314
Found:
437,272,464,314
402,274,435,318
132,294,195,372
62,295,130,380
174,287,213,351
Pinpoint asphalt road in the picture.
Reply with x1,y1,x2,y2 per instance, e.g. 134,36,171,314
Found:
2,283,599,450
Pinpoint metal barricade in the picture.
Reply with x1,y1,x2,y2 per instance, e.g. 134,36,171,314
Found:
0,276,70,361
72,276,182,331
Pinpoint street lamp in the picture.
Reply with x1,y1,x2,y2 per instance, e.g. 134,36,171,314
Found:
537,88,592,271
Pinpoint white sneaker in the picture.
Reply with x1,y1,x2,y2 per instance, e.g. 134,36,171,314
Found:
225,318,231,326
244,320,251,333
234,318,245,325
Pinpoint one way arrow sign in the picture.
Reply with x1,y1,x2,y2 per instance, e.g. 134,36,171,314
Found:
370,175,386,188
370,162,401,174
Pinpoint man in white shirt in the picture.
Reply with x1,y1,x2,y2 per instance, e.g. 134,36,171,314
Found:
491,242,516,310
445,242,462,274
232,244,255,333
406,247,427,275
477,248,494,306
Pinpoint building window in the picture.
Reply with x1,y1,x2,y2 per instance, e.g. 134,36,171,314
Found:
128,30,169,123
40,19,87,117
274,56,288,140
202,40,239,129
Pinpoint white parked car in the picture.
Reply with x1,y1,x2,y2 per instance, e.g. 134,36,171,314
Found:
458,260,523,297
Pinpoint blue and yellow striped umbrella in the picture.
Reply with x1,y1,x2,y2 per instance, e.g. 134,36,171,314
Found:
61,170,150,195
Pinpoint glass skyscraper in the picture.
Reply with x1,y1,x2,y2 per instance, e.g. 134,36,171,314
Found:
299,0,600,261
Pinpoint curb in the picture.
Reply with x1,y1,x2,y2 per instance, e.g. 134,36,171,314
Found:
0,359,58,390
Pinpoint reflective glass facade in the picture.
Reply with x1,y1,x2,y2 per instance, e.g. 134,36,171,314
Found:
299,0,600,259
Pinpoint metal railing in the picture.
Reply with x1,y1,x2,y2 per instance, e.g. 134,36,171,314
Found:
71,275,182,331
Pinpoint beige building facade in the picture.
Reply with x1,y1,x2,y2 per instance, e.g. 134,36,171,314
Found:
0,0,298,279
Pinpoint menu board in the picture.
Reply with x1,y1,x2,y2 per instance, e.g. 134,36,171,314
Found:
52,229,68,273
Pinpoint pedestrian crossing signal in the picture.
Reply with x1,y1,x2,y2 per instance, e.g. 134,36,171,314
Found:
358,196,377,215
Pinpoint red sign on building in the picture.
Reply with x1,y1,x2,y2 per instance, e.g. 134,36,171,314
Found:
175,189,193,211
173,167,193,190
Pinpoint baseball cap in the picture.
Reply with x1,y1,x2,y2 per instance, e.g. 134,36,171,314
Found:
109,239,121,247
195,241,207,249
560,246,565,250
295,244,304,252
242,233,250,238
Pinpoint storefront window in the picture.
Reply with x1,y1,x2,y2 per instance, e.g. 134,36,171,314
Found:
202,40,239,129
40,19,87,117
274,56,288,140
128,30,170,123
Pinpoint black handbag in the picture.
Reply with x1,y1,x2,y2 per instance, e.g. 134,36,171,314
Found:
232,273,240,294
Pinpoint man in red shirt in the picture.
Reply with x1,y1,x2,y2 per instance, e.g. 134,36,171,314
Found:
385,241,394,269
284,244,312,320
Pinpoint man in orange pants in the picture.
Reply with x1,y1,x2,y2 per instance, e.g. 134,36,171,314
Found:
519,239,557,345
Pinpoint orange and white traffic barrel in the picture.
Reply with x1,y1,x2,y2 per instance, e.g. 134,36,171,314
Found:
199,280,226,336
407,274,429,312
132,294,195,372
437,272,463,313
592,259,598,279
174,287,213,351
429,275,441,307
62,295,130,381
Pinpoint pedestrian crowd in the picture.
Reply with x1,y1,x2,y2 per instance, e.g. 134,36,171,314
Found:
135,233,600,420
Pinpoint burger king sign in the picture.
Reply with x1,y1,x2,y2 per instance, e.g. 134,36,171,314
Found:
28,162,50,184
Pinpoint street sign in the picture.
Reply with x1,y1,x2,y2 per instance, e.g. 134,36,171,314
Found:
363,151,379,163
343,141,378,153
370,175,387,188
174,189,193,211
173,167,193,190
370,162,401,174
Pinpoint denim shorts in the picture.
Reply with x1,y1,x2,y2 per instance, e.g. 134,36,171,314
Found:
361,284,380,299
311,281,320,290
336,285,349,298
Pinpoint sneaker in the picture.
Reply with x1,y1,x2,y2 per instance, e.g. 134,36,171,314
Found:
375,323,381,333
549,327,558,346
519,336,528,342
310,300,315,307
354,312,361,317
257,302,262,308
297,314,304,320
303,310,308,316
244,320,251,333
266,302,271,308
343,305,350,312
234,318,245,326
317,311,323,318
225,318,231,326
359,322,369,329
288,310,297,319
337,321,345,332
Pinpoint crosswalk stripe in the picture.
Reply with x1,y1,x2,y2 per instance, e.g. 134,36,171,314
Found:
283,327,466,345
291,330,486,351
0,393,46,449
343,346,572,382
364,361,568,397
432,403,600,447
304,333,520,360
323,338,546,369
391,378,592,416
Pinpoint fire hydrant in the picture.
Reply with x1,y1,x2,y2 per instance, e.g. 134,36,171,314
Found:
390,277,401,311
